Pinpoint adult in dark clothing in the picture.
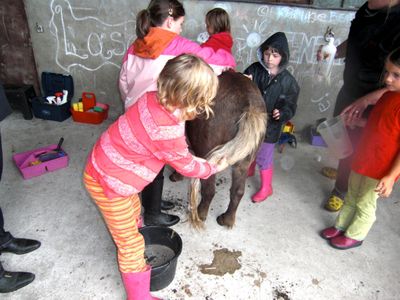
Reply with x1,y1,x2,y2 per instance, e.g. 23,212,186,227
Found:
244,32,300,203
324,0,400,212
0,82,41,293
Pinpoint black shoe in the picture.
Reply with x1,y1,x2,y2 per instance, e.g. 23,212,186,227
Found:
161,200,175,211
0,235,41,255
144,212,180,227
0,271,35,293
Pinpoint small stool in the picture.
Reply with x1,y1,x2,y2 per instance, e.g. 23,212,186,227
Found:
4,84,36,120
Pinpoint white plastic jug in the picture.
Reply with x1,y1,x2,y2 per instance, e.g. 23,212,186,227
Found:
317,116,353,159
316,36,336,80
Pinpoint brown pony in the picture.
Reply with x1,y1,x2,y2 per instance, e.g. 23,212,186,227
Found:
172,71,267,229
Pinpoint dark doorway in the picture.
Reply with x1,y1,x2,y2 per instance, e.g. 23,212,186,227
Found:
0,0,40,96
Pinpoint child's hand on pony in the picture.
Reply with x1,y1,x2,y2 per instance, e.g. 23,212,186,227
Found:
375,176,395,197
272,109,280,120
211,156,229,172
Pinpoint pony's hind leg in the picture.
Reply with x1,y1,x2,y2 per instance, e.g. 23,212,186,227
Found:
197,175,216,222
217,161,249,228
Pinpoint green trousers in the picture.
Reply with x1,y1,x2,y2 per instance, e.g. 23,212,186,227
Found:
335,171,379,241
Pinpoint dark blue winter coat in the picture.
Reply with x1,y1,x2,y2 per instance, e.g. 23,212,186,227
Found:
244,32,300,143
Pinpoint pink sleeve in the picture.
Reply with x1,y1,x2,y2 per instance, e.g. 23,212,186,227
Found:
119,60,128,101
154,146,217,179
118,46,134,101
164,36,236,68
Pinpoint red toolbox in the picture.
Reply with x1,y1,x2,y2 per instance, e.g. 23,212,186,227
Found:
71,92,109,124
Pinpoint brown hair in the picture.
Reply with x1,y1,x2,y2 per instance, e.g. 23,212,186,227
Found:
380,47,400,84
205,8,231,35
136,0,185,39
157,54,218,120
388,47,400,67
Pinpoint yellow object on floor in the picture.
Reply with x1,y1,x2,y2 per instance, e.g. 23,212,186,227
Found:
282,121,295,134
321,166,337,180
325,195,344,212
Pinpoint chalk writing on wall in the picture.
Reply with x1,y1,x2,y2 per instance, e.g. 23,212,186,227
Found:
43,0,354,117
49,0,135,72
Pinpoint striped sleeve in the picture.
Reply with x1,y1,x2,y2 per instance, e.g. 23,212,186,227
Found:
154,147,217,179
163,36,236,68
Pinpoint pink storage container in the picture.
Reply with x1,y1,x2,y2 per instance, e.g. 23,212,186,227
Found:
13,144,69,179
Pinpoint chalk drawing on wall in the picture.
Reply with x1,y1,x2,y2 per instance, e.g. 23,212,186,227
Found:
49,0,135,72
311,92,331,113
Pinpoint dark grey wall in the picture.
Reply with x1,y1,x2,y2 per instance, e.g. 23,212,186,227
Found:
24,0,358,130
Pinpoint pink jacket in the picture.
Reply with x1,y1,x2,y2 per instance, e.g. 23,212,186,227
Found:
119,27,236,109
85,91,217,199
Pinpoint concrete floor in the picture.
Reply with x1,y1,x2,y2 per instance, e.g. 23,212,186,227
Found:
1,111,400,300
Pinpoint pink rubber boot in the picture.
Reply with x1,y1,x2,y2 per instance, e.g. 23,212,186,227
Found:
247,161,256,177
121,266,160,300
251,168,273,203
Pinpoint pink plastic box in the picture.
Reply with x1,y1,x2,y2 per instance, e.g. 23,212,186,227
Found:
13,144,69,179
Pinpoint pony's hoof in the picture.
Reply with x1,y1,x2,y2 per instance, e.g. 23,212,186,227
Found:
197,209,208,222
217,214,234,228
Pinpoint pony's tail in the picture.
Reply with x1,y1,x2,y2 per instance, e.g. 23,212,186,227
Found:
189,108,267,229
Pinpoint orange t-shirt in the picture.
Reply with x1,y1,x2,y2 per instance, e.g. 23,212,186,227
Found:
352,91,400,180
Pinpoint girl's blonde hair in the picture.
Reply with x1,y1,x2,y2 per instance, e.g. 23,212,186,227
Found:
157,54,218,120
206,8,231,35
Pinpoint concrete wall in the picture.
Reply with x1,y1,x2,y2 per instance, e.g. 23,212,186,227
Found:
24,0,357,130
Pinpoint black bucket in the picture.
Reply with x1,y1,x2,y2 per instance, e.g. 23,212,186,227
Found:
139,226,183,291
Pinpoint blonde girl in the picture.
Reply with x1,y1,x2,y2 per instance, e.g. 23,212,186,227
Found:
84,54,227,299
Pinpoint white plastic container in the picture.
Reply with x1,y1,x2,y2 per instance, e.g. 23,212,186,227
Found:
317,36,337,80
317,116,353,159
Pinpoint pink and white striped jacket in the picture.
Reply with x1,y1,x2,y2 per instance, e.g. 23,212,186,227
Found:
119,27,236,109
85,91,217,199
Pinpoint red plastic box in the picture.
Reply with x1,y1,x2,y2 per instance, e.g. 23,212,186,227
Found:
13,144,69,179
71,92,109,124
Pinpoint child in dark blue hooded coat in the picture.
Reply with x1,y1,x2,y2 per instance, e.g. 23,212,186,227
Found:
244,32,300,203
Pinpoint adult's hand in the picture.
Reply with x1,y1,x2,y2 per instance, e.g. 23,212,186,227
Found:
341,87,389,125
341,98,367,125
